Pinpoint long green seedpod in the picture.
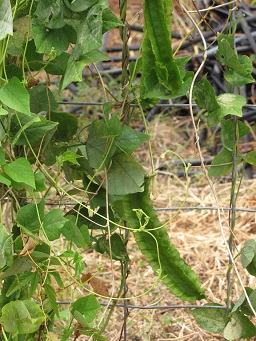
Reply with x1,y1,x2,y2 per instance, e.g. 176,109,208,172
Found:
123,177,205,302
142,0,182,93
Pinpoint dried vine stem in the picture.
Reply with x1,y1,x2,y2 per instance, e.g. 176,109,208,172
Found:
180,1,256,317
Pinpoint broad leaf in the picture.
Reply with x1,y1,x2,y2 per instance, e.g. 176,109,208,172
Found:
215,93,246,119
191,305,227,333
34,172,47,192
0,257,33,279
29,84,58,113
0,77,30,115
32,20,70,56
193,75,220,112
245,151,256,166
216,35,245,73
0,300,45,334
44,284,59,317
106,152,145,195
3,158,36,189
0,224,12,269
6,272,35,297
0,147,5,165
62,216,89,249
224,55,255,87
221,119,250,151
16,200,45,234
60,50,110,91
63,0,99,12
71,295,100,324
208,148,236,177
223,311,256,340
10,113,58,147
43,209,67,241
0,0,13,41
49,111,78,141
86,120,116,169
110,233,129,261
241,239,256,268
115,125,150,155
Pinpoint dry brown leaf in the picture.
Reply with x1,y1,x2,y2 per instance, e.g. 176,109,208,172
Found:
81,272,109,296
19,234,37,256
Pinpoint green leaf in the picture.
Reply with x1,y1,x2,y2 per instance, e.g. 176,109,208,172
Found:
0,175,11,186
191,305,227,333
105,115,122,137
73,251,85,277
86,120,116,169
72,3,107,57
0,147,5,165
16,200,45,234
208,149,234,177
110,233,129,261
7,16,30,56
232,287,253,313
34,172,47,192
0,107,8,116
233,288,256,317
115,125,150,155
63,0,98,12
245,151,256,166
216,35,245,73
0,257,33,279
106,152,145,195
0,224,13,269
221,119,250,151
6,272,35,297
0,300,45,335
32,20,70,56
224,55,255,87
223,311,256,340
241,239,256,268
34,0,65,29
62,216,89,249
60,50,110,91
215,93,246,119
0,0,13,41
71,295,100,324
43,209,67,241
102,7,123,32
61,151,82,166
193,75,220,112
3,158,36,189
0,77,31,115
246,256,256,276
11,116,41,146
49,111,78,141
44,284,59,317
29,84,58,113
10,113,58,147
45,52,70,75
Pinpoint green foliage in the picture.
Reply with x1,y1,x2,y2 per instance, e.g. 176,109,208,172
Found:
191,305,228,333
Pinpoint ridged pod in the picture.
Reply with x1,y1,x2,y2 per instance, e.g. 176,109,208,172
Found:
123,177,205,302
